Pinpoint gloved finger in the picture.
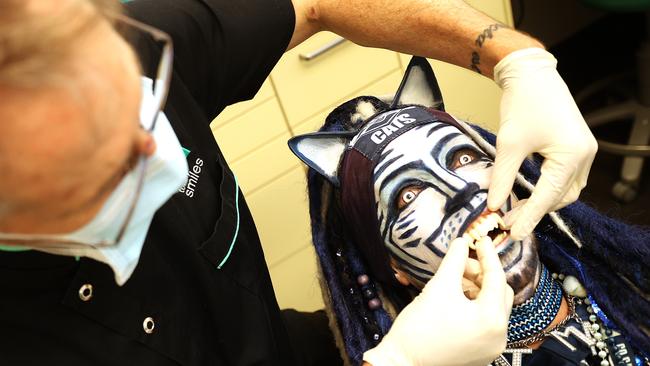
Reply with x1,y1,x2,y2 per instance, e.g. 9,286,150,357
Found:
463,257,482,286
502,199,526,228
488,143,529,212
509,158,577,240
474,237,509,308
429,236,471,292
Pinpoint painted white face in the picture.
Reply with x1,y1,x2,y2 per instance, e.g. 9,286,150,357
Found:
373,121,539,298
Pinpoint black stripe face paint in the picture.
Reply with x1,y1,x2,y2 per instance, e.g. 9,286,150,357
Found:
372,119,539,299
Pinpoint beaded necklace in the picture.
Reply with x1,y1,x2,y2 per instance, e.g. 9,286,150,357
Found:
507,266,563,344
560,275,648,366
492,271,650,366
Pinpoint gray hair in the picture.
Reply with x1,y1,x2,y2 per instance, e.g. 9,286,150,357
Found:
0,0,121,88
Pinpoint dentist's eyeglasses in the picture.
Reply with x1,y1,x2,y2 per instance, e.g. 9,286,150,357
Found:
0,14,173,250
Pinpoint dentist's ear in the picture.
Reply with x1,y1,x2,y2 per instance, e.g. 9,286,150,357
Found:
137,130,156,157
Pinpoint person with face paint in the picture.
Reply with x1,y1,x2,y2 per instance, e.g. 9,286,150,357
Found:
0,1,597,365
290,58,649,366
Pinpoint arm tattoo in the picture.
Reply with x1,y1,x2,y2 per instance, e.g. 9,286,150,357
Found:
475,24,504,48
470,52,481,74
470,24,504,74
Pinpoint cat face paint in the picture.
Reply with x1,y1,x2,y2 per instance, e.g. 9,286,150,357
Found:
373,120,539,301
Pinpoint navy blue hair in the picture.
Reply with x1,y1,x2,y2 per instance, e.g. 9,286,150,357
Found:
306,96,650,365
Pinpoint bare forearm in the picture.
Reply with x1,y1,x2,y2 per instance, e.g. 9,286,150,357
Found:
291,0,543,78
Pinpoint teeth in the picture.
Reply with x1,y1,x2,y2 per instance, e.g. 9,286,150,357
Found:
497,216,506,229
463,233,477,250
468,229,481,241
493,231,507,245
462,212,508,249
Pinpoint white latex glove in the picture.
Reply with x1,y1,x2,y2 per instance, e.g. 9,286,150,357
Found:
488,48,598,240
363,236,514,366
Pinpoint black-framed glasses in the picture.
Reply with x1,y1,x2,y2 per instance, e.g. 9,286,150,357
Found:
0,14,174,250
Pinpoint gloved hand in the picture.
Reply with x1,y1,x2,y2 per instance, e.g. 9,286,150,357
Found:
363,236,514,366
488,47,598,240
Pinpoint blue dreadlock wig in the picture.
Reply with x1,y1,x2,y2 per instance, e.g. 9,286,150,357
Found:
290,57,650,365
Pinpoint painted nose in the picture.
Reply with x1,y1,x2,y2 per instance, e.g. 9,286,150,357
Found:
444,183,480,214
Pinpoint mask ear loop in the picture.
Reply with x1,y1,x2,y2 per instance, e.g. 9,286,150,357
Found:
454,118,584,249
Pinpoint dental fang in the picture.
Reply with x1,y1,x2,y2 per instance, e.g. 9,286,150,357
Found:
462,212,507,250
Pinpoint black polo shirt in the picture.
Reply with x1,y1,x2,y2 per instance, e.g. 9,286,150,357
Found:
0,0,299,365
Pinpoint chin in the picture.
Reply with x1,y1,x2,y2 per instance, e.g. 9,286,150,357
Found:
498,235,541,305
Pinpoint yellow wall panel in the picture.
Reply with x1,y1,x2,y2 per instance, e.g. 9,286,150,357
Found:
211,98,286,163
466,0,514,25
293,70,404,135
357,69,404,101
246,166,311,267
272,32,399,126
269,245,324,311
230,132,299,195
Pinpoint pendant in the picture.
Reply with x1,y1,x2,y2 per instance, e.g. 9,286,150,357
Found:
491,348,533,366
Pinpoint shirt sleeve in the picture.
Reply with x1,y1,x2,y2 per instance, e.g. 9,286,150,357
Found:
125,0,295,120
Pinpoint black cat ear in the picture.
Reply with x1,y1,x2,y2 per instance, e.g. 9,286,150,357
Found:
288,131,356,186
392,56,445,111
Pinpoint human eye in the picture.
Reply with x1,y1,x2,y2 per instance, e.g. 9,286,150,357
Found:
448,148,480,170
395,184,425,210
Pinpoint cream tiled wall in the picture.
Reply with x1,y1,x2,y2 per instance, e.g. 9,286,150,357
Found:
211,0,513,312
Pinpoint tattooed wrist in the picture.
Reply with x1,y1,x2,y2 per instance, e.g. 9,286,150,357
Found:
475,24,504,48
470,24,504,74
470,51,481,74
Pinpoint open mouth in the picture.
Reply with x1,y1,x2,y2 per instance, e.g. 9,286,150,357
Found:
461,211,509,253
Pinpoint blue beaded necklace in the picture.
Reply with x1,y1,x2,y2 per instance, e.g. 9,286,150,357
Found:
507,266,563,343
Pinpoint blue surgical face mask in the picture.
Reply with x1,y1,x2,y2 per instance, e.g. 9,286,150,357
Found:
5,78,188,285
